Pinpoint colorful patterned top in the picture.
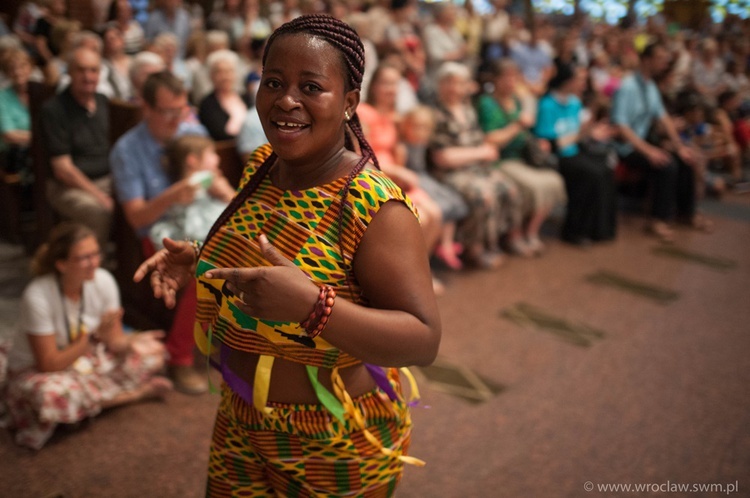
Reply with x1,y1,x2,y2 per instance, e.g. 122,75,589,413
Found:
193,144,419,417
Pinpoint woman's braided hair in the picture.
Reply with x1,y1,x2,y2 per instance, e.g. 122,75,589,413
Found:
201,14,380,282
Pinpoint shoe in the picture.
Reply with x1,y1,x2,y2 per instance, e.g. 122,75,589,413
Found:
526,236,545,256
507,238,534,258
478,251,505,269
688,214,714,233
644,221,675,244
434,244,463,270
168,365,209,395
465,249,504,270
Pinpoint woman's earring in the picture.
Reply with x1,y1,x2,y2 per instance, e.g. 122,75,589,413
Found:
344,111,351,121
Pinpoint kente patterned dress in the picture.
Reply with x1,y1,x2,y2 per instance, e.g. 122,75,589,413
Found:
195,144,424,496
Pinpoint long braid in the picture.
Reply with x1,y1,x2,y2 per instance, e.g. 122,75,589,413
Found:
202,14,381,291
201,152,276,254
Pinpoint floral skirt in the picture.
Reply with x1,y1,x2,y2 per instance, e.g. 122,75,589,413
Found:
2,345,164,450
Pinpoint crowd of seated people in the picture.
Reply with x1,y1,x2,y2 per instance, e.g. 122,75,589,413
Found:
1,0,749,447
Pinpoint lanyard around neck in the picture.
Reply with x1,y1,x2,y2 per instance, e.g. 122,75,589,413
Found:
58,277,85,343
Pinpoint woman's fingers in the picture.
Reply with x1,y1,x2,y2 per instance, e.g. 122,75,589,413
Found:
258,234,297,268
141,329,166,340
204,267,261,282
133,258,154,282
150,270,164,298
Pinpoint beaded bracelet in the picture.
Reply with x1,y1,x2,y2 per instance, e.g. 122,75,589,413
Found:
301,285,336,339
188,239,202,260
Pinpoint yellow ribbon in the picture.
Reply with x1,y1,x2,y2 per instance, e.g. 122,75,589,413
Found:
399,367,421,403
253,354,275,414
331,367,425,467
194,322,211,356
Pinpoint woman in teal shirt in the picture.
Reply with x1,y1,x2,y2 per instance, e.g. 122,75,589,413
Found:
535,64,617,245
0,48,33,191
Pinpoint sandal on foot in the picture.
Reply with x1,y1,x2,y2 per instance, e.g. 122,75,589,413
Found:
645,221,675,244
526,236,546,256
508,238,534,258
690,214,714,233
466,250,504,270
435,245,463,270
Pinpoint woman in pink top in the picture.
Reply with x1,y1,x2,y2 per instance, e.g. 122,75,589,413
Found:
358,63,455,287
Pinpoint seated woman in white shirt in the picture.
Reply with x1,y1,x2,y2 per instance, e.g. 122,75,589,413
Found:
3,222,171,450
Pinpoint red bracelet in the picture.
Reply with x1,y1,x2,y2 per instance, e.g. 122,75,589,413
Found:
301,285,336,339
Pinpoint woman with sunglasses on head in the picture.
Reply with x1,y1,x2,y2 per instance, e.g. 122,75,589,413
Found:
3,222,171,450
135,14,441,496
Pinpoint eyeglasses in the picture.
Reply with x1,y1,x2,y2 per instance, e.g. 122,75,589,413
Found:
70,251,102,264
154,105,187,120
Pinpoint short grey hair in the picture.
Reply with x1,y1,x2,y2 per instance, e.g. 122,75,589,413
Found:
206,49,239,73
153,32,179,50
67,45,101,69
436,62,471,83
71,30,103,54
129,50,166,85
0,35,23,52
205,30,230,50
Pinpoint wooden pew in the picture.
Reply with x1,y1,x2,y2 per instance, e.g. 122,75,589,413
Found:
26,82,57,252
109,99,143,144
215,139,244,188
0,157,24,244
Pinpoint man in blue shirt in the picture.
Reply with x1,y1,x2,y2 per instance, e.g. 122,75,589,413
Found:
111,71,206,237
612,42,709,242
510,26,553,97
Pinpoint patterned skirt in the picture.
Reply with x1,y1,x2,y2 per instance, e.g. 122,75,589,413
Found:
207,377,414,497
2,345,164,450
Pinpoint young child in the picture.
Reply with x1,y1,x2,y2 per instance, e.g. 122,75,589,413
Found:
677,94,726,198
148,135,232,248
399,105,468,270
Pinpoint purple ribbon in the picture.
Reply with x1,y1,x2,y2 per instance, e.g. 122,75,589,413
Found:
365,363,399,401
218,345,255,406
214,348,401,406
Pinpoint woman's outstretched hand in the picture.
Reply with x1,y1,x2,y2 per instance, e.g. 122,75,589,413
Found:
134,238,197,309
204,234,319,323
129,330,167,357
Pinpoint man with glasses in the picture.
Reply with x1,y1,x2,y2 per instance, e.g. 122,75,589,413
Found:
110,70,210,394
111,71,204,234
42,47,113,247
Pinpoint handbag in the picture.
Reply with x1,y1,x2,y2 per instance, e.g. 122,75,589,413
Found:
494,95,558,169
521,136,559,170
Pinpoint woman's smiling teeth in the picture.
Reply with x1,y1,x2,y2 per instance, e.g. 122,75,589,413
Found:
275,121,308,131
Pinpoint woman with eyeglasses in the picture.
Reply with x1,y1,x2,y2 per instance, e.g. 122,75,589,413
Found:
2,222,172,450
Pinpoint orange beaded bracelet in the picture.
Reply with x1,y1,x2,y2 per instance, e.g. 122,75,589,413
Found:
301,285,336,339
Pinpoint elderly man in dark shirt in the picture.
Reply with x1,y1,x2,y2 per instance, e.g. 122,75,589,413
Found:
42,46,112,245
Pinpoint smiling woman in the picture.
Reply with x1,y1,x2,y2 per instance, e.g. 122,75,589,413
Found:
3,222,171,450
134,14,442,497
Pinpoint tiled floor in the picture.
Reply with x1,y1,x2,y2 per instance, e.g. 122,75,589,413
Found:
1,192,749,498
